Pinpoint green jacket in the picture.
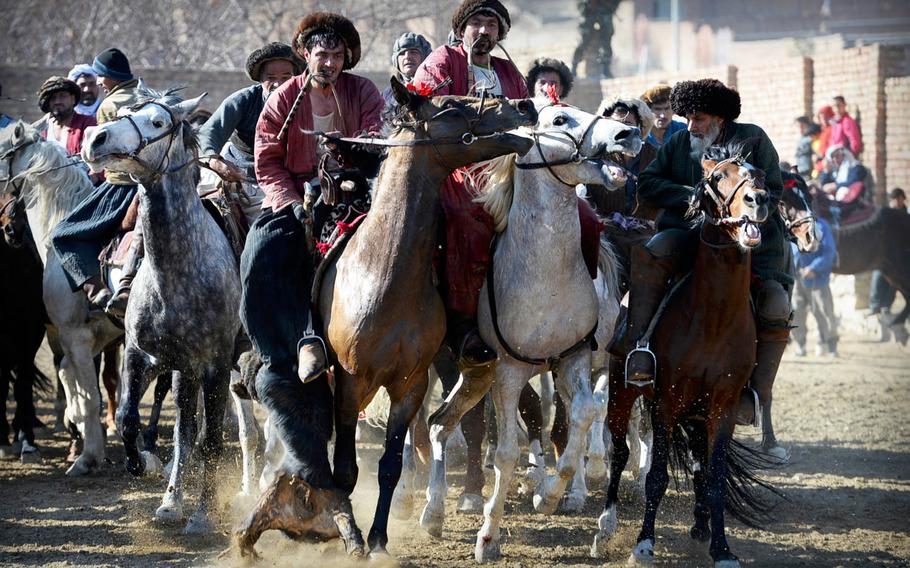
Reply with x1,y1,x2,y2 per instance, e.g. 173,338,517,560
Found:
96,79,141,185
637,121,793,288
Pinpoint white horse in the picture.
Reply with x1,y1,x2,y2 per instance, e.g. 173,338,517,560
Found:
419,102,640,562
0,122,122,476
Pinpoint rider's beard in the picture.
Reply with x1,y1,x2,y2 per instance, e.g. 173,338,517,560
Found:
50,105,74,123
689,119,722,162
310,65,338,88
81,92,97,106
468,35,494,57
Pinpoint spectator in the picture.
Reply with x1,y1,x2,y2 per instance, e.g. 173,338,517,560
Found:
33,76,97,157
792,215,839,356
889,186,907,212
381,32,432,107
526,57,573,99
819,144,868,206
869,188,908,333
67,64,103,117
814,105,835,177
640,84,686,147
794,115,820,178
830,95,863,156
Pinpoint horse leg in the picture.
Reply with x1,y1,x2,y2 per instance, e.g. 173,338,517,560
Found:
230,370,261,499
142,373,170,454
687,419,711,542
155,371,197,523
392,390,432,520
706,416,741,567
551,390,568,458
518,383,546,493
57,328,105,476
752,326,790,462
12,363,40,463
590,382,638,558
258,415,285,492
332,368,363,496
586,366,610,484
534,350,595,515
474,361,527,563
368,377,429,557
184,363,230,534
0,368,11,457
117,343,162,478
629,407,672,565
459,385,488,513
101,344,120,436
634,398,654,495
420,365,494,538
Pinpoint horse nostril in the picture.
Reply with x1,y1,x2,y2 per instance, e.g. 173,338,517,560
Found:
615,130,630,140
92,130,107,148
517,99,537,121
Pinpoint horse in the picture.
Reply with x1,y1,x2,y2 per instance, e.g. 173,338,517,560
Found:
811,192,910,332
0,122,123,475
78,87,249,533
416,101,635,562
591,150,781,567
231,78,537,559
0,190,50,463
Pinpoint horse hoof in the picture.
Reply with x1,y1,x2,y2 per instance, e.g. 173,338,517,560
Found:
457,493,484,514
628,539,655,565
155,497,184,523
183,510,215,534
764,444,790,464
474,534,501,564
690,524,710,542
559,491,586,513
532,490,559,515
20,449,42,465
590,532,610,558
519,465,545,496
141,451,163,477
714,558,742,568
0,445,16,460
368,546,395,563
419,502,444,538
586,458,608,483
65,457,95,477
391,491,414,520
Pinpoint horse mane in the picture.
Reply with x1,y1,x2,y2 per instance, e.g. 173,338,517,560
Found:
17,132,94,244
471,154,517,233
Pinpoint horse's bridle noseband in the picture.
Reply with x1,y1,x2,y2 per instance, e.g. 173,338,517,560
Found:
111,100,191,180
697,156,761,227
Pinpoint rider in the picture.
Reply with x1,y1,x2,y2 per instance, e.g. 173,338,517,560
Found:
67,64,103,117
241,12,382,484
525,57,573,99
197,42,302,220
630,79,791,425
33,76,97,158
381,32,432,107
413,0,602,365
51,48,141,313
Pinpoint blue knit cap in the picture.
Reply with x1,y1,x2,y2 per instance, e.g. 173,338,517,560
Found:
92,48,133,82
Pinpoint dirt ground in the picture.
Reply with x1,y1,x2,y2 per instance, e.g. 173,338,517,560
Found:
1,295,908,567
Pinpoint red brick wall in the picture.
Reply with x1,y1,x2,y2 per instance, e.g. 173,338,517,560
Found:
885,77,910,195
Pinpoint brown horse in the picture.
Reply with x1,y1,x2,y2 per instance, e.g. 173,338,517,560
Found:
592,151,780,567
233,79,536,558
811,193,910,331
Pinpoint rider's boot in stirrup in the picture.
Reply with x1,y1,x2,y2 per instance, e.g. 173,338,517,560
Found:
106,231,143,319
297,336,328,383
625,245,675,384
737,325,790,427
82,275,112,311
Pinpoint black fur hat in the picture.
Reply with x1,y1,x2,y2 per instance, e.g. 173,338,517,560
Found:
670,79,741,121
526,58,573,98
246,42,302,81
294,12,361,70
451,0,510,40
37,76,81,113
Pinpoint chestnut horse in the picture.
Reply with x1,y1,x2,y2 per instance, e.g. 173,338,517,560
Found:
592,150,781,568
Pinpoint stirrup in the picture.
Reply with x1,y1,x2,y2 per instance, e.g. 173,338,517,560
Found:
624,343,656,388
736,387,762,429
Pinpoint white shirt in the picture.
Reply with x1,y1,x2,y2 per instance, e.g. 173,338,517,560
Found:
470,65,503,97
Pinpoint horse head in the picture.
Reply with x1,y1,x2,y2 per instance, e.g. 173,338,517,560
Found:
387,76,535,166
697,145,769,249
516,100,642,188
81,88,206,181
0,189,28,248
780,173,821,252
0,121,42,189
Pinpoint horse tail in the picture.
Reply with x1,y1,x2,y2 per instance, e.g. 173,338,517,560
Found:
10,363,54,397
360,387,391,431
471,154,516,233
723,438,785,527
597,234,622,302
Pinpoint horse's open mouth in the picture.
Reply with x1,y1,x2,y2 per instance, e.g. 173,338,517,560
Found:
598,153,628,188
738,221,762,248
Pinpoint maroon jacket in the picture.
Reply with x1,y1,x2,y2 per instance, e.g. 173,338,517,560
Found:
39,112,96,157
413,45,529,99
254,72,384,211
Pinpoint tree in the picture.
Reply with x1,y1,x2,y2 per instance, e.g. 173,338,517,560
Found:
571,0,621,79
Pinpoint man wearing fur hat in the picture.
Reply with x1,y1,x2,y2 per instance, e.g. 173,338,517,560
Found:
381,32,432,107
241,13,383,471
628,79,790,432
33,76,96,157
199,42,301,188
526,57,573,99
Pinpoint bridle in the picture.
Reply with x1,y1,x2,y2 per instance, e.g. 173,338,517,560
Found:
515,104,613,187
696,155,761,227
781,185,816,232
108,99,199,181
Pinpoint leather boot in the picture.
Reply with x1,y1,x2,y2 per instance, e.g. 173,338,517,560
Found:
447,312,495,367
737,326,789,427
82,275,112,311
106,231,143,319
297,336,328,383
624,246,675,383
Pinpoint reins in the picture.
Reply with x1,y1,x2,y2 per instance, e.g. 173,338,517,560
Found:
697,156,757,228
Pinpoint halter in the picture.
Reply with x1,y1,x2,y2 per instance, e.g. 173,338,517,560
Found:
696,156,759,227
109,100,199,181
515,104,609,187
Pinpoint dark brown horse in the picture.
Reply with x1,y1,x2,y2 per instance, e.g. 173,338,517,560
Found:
592,152,780,567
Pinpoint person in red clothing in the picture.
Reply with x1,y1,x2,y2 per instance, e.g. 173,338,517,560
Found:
813,105,835,178
34,76,96,157
413,0,601,364
830,95,863,156
240,12,384,491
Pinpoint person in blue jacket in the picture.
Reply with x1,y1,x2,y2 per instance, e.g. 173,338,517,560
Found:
792,216,839,356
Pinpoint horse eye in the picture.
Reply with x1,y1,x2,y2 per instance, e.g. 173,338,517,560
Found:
552,115,568,126
443,100,459,110
152,120,165,128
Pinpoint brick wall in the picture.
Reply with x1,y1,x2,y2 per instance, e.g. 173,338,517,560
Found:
885,77,910,194
598,65,737,106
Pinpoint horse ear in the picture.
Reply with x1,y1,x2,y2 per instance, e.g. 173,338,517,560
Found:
390,76,421,111
173,93,208,121
137,77,151,95
12,121,25,145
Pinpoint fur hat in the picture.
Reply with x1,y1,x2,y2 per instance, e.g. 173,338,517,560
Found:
246,42,302,81
670,79,741,122
640,84,672,107
390,32,432,68
293,12,361,70
451,0,510,40
526,58,573,98
37,76,81,113
597,94,656,139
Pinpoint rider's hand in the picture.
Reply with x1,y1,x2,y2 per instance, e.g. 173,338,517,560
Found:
208,157,244,183
291,201,311,227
